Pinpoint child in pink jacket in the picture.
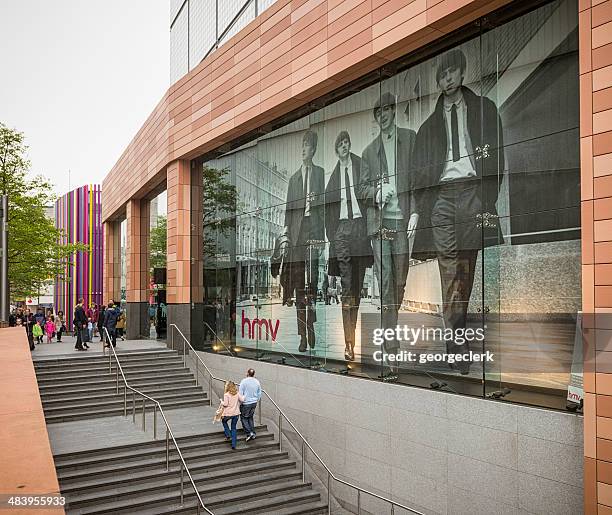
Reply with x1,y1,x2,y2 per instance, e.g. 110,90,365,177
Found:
44,316,55,344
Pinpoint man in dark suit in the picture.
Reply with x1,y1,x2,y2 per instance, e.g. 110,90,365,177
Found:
73,298,88,351
359,92,417,374
279,130,325,352
325,131,373,361
412,49,504,373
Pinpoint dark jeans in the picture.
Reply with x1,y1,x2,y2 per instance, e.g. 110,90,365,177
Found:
105,328,117,347
240,402,257,435
222,415,239,448
75,326,85,349
371,218,409,353
335,219,368,347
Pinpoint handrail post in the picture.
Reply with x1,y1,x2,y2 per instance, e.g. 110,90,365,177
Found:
327,473,331,515
108,347,112,372
180,462,184,505
132,391,136,422
123,386,127,416
183,339,186,366
153,405,157,439
258,399,262,426
208,375,213,405
301,441,305,481
195,358,199,386
142,398,146,431
278,413,282,452
171,326,174,351
357,489,361,515
391,503,395,515
116,363,119,394
165,428,170,470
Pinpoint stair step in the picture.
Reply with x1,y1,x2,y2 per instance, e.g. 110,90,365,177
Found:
64,465,300,509
58,443,284,480
74,479,314,514
45,398,208,423
40,381,200,400
56,430,273,469
42,385,204,407
36,366,190,385
43,391,205,414
34,352,179,369
33,349,176,365
38,372,194,392
60,456,296,495
35,359,183,377
53,424,268,461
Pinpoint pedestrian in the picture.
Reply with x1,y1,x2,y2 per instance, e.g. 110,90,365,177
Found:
32,320,43,345
25,313,35,350
97,305,106,342
239,368,261,442
221,381,244,450
103,301,121,348
116,310,126,341
91,304,99,338
44,316,55,344
55,312,64,342
74,298,88,351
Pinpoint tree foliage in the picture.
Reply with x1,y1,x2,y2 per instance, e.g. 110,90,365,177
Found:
150,214,167,271
0,123,88,299
203,165,239,258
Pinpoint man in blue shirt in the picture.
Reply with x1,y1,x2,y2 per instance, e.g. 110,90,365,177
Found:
239,368,261,442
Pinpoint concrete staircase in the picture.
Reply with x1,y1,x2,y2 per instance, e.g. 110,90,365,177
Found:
34,349,209,423
54,428,329,514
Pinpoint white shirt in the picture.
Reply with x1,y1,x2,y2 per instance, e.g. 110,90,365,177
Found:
301,164,311,216
441,94,476,182
380,127,402,219
339,159,362,220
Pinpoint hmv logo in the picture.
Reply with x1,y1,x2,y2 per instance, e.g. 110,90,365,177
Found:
241,310,280,341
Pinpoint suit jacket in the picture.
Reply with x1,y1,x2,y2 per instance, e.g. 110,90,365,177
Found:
283,163,325,254
411,86,504,260
358,127,417,237
325,153,373,276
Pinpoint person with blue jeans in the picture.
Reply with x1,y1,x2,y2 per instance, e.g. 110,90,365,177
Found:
221,381,244,450
239,368,261,442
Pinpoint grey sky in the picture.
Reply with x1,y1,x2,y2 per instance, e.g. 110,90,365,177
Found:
0,0,169,197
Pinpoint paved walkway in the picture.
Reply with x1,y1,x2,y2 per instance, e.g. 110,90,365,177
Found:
47,405,218,455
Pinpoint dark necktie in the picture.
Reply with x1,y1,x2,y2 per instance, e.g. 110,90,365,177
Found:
451,104,460,162
344,167,353,220
303,166,309,203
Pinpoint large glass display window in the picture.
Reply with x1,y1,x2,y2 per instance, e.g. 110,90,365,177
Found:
195,0,581,410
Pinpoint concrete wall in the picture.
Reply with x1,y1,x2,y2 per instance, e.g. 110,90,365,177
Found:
198,351,583,515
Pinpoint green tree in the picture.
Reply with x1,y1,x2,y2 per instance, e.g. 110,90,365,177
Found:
202,165,239,258
0,123,88,300
150,215,167,270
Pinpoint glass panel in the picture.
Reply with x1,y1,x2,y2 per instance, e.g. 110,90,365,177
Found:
189,0,217,67
482,0,580,405
149,191,168,340
170,5,189,83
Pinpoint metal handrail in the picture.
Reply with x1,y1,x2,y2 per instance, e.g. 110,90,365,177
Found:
170,323,424,515
101,327,213,515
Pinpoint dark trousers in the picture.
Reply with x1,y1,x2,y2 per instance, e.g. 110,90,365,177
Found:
240,402,257,435
105,328,117,347
372,218,410,353
336,219,368,347
222,415,239,448
292,216,319,343
431,181,480,354
75,326,84,350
